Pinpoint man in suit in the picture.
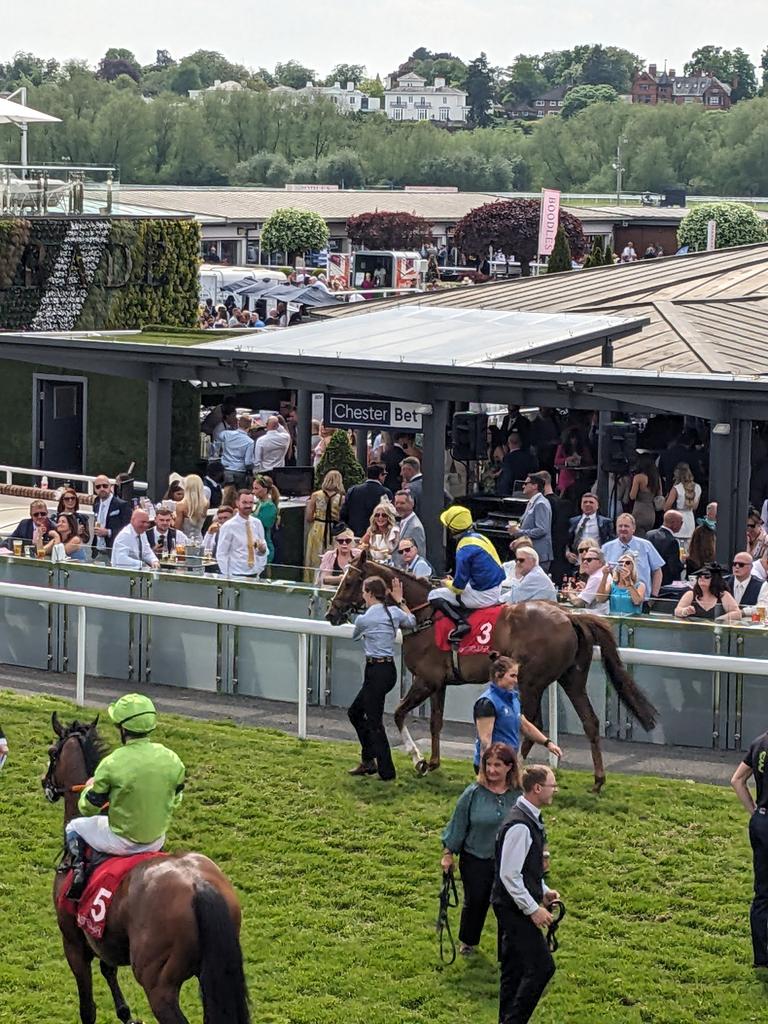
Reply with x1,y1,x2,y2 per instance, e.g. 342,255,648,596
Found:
496,432,538,498
340,464,392,538
566,492,614,563
0,499,54,550
727,552,765,606
401,456,451,517
92,475,131,560
146,506,186,558
509,473,553,570
646,511,685,586
392,490,426,568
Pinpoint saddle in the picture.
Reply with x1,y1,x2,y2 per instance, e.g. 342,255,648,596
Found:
58,851,166,939
434,605,504,655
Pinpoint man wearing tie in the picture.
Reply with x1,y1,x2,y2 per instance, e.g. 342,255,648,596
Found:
92,475,131,561
727,552,765,607
215,490,267,578
111,509,160,570
146,506,185,558
566,493,614,567
508,474,553,571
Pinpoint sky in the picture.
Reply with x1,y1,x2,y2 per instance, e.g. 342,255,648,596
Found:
2,0,767,77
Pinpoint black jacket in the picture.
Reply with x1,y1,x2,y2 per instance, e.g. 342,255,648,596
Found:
497,449,539,497
91,494,131,552
340,480,392,538
646,526,683,585
725,574,764,607
146,526,179,555
567,513,615,551
0,517,55,548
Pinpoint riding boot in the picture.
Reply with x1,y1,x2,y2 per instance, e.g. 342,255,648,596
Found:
65,833,88,901
429,597,470,642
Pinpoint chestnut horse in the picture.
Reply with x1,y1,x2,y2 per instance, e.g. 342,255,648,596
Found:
43,713,250,1024
326,552,657,791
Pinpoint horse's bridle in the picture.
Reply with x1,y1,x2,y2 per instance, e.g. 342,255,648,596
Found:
42,731,88,803
328,560,432,627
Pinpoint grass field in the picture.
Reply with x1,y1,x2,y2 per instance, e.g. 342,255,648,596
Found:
0,689,766,1024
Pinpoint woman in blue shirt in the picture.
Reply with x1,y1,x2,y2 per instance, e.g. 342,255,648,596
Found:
595,551,645,615
441,743,521,955
348,576,415,781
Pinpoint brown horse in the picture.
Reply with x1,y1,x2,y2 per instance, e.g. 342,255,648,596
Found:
326,551,657,791
43,713,250,1024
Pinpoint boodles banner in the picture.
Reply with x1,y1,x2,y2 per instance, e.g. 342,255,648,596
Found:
537,189,561,257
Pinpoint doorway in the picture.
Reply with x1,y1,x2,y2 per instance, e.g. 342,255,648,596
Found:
33,374,86,474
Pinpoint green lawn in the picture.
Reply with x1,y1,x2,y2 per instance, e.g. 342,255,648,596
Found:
0,689,764,1024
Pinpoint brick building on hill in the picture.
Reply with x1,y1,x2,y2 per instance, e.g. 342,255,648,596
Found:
632,64,732,108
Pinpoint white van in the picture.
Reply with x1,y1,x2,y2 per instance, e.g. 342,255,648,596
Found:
199,264,287,306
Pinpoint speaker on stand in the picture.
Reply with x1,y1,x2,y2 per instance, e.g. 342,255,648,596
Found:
599,422,638,518
451,412,488,495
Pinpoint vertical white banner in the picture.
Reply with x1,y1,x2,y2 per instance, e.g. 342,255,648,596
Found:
706,219,717,251
537,189,561,257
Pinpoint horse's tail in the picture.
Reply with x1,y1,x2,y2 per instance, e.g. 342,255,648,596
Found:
571,613,657,732
193,881,250,1024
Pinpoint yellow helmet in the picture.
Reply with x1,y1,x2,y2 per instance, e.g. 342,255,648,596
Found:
440,505,473,533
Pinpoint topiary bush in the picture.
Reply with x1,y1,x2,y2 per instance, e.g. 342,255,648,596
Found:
546,226,572,273
678,202,768,252
314,430,365,490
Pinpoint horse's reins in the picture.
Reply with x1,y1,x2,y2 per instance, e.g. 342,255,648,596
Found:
546,899,566,951
436,869,459,964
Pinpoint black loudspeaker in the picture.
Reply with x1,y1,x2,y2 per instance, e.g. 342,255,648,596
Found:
600,422,638,473
452,412,488,461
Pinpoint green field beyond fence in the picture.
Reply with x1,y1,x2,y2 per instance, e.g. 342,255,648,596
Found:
0,691,765,1024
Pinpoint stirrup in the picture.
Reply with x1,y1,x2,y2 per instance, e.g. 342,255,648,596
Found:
448,623,470,643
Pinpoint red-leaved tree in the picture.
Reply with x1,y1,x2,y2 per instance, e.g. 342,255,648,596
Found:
453,199,586,275
346,211,434,250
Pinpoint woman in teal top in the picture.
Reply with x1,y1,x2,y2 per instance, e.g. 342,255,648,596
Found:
596,550,645,616
441,742,521,955
252,475,280,564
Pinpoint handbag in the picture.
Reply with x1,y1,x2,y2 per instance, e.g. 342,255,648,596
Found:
653,494,665,512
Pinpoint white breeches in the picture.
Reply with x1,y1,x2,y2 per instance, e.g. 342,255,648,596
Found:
66,815,165,855
428,583,502,608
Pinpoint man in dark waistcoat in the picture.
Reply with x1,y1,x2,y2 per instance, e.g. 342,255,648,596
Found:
492,765,562,1024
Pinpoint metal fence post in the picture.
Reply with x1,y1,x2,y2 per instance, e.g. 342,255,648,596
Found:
76,605,87,706
298,633,309,740
547,682,559,768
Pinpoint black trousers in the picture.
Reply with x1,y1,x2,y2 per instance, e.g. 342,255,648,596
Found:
458,852,495,946
494,906,555,1024
348,661,397,780
749,809,768,966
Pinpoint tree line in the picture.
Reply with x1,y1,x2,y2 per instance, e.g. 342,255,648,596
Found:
3,47,768,194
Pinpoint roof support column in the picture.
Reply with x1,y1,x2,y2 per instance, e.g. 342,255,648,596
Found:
147,379,172,502
295,388,312,465
421,398,448,574
356,429,368,467
709,418,751,564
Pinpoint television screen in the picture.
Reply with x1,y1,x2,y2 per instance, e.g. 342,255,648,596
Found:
271,466,314,498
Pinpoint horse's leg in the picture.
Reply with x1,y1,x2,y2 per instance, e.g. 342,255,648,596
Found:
61,932,97,1024
394,674,436,775
100,961,138,1024
146,985,190,1024
561,669,606,793
428,684,447,771
518,684,546,761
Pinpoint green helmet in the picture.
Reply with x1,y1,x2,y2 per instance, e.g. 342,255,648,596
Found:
108,693,157,733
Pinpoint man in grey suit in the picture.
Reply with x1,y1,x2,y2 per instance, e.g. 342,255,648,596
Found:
508,473,553,571
393,490,427,568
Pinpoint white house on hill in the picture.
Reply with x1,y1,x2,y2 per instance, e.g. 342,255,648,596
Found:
383,72,469,124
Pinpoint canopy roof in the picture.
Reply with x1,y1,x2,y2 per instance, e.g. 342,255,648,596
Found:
0,96,61,125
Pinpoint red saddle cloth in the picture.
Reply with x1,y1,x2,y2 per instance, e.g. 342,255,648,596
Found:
58,852,167,939
434,605,504,655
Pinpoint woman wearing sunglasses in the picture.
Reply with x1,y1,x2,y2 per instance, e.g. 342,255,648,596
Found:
56,488,90,542
316,523,361,587
674,562,740,621
361,501,399,564
595,551,646,616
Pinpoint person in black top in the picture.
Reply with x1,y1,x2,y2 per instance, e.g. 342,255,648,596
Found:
496,432,538,498
646,510,685,586
492,764,561,1023
732,733,768,968
340,464,392,538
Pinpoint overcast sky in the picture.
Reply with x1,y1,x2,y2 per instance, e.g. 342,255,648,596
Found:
3,0,766,77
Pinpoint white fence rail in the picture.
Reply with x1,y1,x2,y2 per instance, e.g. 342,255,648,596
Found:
0,464,148,496
0,580,765,757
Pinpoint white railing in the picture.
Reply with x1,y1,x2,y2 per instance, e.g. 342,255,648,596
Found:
1,578,766,759
0,464,148,496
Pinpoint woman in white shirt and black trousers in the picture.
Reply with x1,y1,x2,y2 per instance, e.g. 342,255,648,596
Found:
348,577,415,781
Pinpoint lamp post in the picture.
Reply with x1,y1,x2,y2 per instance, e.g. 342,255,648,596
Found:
7,86,28,175
612,135,628,205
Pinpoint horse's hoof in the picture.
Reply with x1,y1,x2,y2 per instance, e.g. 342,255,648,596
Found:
415,759,429,776
591,779,605,794
427,761,440,773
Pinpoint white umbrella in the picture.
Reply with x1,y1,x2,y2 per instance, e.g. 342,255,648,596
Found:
0,95,61,125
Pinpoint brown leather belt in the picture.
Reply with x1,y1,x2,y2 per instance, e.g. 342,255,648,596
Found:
366,656,394,663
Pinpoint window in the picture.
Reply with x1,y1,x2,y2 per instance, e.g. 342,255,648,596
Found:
54,385,78,419
557,101,563,106
439,107,449,120
443,95,448,103
537,111,544,118
349,96,355,105
418,108,427,120
708,95,721,105
535,100,545,107
549,100,557,106
394,108,403,120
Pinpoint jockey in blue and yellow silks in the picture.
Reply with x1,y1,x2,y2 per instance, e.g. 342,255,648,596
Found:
429,505,505,641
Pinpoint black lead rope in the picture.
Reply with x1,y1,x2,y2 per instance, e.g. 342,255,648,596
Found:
546,899,566,952
436,870,459,964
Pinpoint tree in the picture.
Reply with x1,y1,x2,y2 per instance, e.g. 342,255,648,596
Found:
678,202,767,251
684,45,757,102
463,53,496,127
583,236,605,268
314,430,365,490
316,149,365,188
261,208,329,262
346,211,433,249
168,63,201,95
561,84,617,119
324,64,366,86
762,47,768,94
546,227,572,272
169,50,249,93
603,242,615,266
97,56,141,83
500,55,547,106
231,151,291,187
360,74,385,99
454,198,586,275
274,60,316,89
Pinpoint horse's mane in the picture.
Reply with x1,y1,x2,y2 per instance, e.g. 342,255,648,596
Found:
60,720,108,774
358,556,431,592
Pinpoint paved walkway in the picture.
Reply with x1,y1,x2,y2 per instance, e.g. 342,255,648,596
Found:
0,663,742,787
